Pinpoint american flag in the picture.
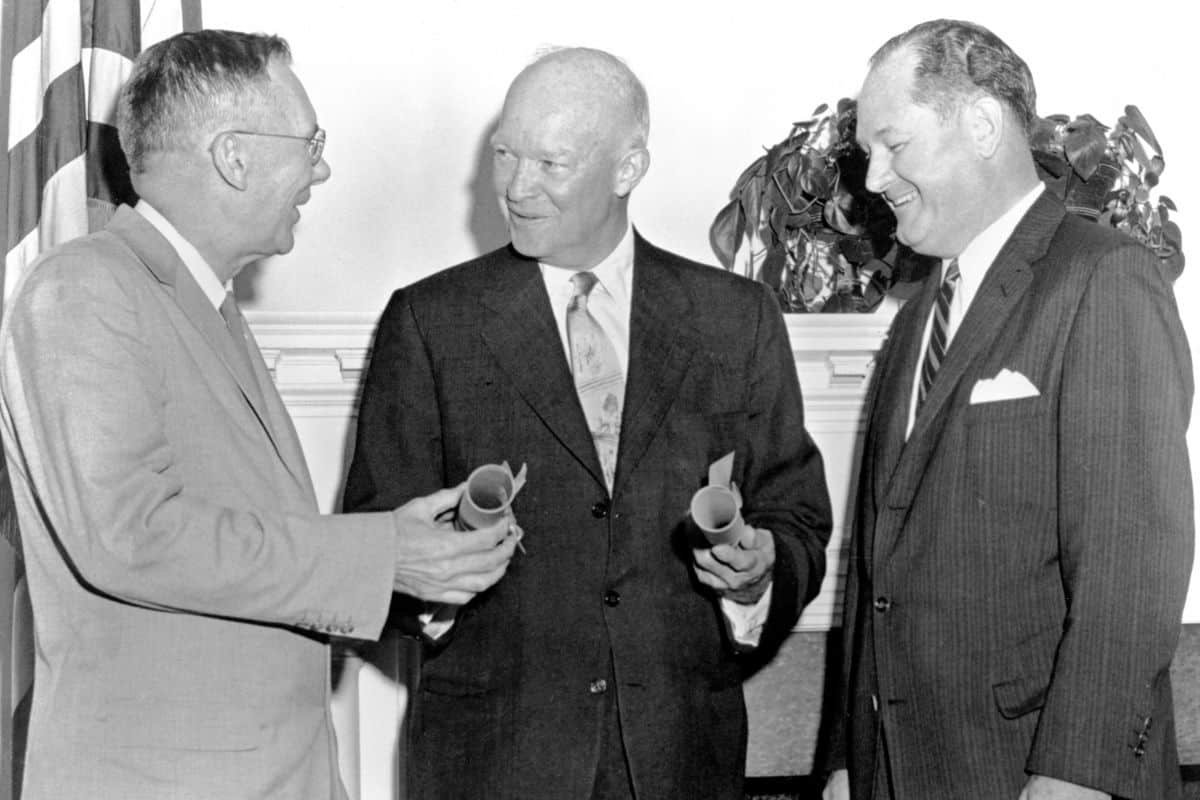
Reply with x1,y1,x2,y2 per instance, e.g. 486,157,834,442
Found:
1,3,200,794
2,0,202,299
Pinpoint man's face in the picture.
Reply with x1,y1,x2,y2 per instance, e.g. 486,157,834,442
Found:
855,49,983,259
490,77,627,270
246,60,331,258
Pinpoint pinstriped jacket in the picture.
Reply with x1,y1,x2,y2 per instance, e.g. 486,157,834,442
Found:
831,191,1194,799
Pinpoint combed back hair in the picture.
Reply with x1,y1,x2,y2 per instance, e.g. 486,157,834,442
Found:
531,46,651,149
117,29,291,174
869,19,1037,139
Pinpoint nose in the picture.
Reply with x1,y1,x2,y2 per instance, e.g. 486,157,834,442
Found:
312,155,332,185
864,150,890,196
503,158,539,201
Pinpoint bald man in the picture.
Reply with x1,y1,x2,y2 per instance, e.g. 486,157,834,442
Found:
344,48,832,799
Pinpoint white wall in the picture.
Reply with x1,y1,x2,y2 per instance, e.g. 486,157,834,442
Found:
203,0,1200,617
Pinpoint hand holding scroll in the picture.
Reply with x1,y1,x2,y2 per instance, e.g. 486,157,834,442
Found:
391,484,518,605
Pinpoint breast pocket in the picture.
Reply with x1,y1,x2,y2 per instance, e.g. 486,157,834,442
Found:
965,395,1055,517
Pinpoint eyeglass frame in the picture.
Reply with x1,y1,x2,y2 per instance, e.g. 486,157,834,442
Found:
215,127,327,165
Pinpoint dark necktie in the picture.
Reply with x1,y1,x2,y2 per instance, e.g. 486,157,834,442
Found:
566,272,624,491
917,259,960,409
219,291,263,403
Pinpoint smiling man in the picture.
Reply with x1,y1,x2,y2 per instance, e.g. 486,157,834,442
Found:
0,30,517,800
344,47,832,800
822,19,1193,800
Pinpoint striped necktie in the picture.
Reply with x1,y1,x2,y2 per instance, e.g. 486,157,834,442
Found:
918,259,960,409
567,271,624,491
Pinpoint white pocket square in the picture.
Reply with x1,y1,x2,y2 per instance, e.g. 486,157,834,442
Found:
969,368,1040,405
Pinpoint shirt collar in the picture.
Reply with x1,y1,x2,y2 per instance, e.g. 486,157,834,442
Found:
539,223,635,302
951,182,1045,300
134,199,228,310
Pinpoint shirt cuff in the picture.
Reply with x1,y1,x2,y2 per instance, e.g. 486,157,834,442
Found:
418,603,459,641
720,584,773,648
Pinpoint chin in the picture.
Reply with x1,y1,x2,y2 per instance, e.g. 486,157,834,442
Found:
509,232,547,259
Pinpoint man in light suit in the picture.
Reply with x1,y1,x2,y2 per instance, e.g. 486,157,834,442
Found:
342,47,832,799
822,19,1193,800
0,30,517,800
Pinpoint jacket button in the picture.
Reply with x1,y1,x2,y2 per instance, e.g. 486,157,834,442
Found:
589,679,608,694
591,500,610,519
874,597,892,612
604,590,621,607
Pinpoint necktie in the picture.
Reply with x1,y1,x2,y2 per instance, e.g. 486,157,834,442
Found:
917,259,960,409
219,292,263,404
567,271,624,491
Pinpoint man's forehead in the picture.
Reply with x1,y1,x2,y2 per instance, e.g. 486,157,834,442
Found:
264,59,318,126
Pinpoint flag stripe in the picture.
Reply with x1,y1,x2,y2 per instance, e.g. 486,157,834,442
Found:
6,0,82,149
6,0,52,54
6,64,86,252
83,0,140,57
82,45,134,125
4,156,87,301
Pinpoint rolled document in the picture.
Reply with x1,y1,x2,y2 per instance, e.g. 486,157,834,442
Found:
689,484,747,546
455,461,527,531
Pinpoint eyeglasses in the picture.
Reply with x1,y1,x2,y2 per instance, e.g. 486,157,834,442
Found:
220,127,327,164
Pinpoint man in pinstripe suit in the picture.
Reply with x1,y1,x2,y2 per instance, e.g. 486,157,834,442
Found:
823,19,1193,800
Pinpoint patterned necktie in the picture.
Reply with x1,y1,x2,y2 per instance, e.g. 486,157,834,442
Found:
917,259,960,409
567,271,624,491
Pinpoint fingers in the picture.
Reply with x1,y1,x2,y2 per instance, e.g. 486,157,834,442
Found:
394,534,517,603
692,527,775,598
417,482,468,519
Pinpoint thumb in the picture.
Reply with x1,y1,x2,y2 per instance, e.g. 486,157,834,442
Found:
421,482,467,518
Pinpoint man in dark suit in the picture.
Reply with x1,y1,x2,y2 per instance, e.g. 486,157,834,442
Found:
823,19,1193,800
343,47,832,799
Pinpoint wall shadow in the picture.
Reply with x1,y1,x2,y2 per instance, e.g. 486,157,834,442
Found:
465,113,509,257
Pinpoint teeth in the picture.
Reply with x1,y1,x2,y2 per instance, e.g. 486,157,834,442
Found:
889,190,916,208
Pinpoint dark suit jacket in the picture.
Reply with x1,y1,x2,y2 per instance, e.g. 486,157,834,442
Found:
343,233,832,799
829,192,1194,799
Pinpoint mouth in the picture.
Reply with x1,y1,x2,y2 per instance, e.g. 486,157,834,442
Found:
885,189,917,209
506,205,549,224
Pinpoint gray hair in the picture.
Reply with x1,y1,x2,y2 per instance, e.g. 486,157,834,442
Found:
870,19,1037,139
117,29,291,173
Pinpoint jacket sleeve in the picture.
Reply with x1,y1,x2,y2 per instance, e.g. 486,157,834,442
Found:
342,288,445,634
0,251,396,640
740,282,833,653
1024,244,1193,795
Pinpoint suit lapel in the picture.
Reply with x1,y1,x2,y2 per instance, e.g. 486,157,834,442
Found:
107,207,314,497
870,276,938,501
612,234,697,497
880,192,1062,529
479,249,606,486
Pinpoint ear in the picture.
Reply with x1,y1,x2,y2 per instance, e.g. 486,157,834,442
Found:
614,147,650,198
210,131,250,191
969,95,1005,159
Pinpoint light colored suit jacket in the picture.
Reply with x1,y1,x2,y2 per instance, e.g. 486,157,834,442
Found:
344,234,833,800
831,192,1194,799
0,206,396,800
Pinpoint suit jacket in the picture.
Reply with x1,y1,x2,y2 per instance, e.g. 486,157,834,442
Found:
0,206,397,800
343,233,832,799
829,192,1194,799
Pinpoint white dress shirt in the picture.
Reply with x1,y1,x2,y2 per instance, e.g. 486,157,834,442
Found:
134,200,229,310
906,183,1045,437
